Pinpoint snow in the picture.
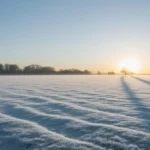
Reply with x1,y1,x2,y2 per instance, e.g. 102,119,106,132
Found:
0,75,150,150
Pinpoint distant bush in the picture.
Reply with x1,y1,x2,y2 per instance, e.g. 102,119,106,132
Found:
97,71,101,75
108,72,115,75
57,69,91,75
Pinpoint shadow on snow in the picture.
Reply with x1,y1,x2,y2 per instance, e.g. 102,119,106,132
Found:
132,76,150,85
120,76,150,125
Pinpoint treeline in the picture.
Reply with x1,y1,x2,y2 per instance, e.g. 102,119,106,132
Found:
120,67,135,75
0,64,91,75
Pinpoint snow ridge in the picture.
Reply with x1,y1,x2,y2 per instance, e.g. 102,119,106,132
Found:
0,75,150,150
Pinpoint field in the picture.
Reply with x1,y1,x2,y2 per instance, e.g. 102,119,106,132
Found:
0,75,150,150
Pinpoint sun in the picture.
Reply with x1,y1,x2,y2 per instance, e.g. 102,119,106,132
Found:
120,58,141,73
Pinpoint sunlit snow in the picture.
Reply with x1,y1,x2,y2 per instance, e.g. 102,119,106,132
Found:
0,75,150,150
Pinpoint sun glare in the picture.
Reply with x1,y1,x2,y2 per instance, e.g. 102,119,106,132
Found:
120,58,141,73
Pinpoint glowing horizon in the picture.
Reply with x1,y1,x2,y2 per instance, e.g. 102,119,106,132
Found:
120,58,141,73
0,1,150,74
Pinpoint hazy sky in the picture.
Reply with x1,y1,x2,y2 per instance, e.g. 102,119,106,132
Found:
0,0,150,73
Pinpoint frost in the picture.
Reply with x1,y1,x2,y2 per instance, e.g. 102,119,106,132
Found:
0,75,150,150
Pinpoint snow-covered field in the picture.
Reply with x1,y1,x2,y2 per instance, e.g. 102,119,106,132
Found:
0,75,150,150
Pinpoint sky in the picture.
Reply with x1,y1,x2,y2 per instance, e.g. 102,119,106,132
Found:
0,0,150,73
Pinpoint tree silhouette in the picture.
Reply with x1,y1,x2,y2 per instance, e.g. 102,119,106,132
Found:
41,67,56,74
23,65,42,74
120,67,130,75
0,64,4,74
3,64,21,74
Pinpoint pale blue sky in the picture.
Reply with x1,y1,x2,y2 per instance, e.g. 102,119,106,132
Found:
0,0,150,73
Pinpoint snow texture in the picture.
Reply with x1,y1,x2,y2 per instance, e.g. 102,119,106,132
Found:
0,75,150,150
